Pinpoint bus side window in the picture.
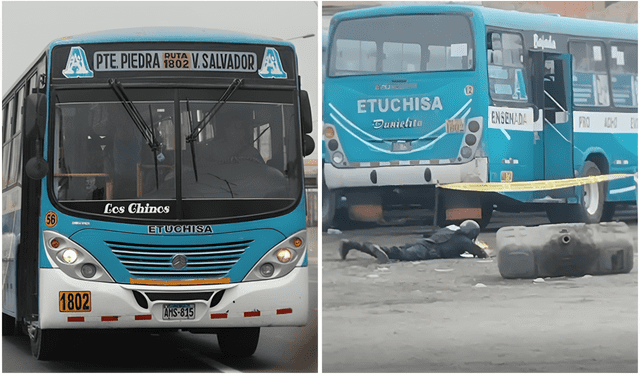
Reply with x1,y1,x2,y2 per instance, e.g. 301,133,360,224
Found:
570,40,610,107
609,43,638,108
4,97,16,144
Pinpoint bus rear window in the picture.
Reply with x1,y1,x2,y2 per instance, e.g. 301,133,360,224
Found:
329,14,474,77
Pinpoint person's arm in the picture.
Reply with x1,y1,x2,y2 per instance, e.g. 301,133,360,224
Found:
463,240,488,258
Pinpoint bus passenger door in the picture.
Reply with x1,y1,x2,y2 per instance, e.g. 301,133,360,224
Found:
541,53,574,194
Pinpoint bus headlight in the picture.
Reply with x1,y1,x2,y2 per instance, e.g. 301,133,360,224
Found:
276,248,293,263
244,229,307,281
81,263,97,278
332,151,344,164
260,263,275,277
43,231,114,283
60,249,79,264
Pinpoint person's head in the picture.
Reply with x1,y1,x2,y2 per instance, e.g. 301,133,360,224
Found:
459,220,481,240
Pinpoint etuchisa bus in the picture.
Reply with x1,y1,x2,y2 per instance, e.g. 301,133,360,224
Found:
322,5,637,229
2,27,315,359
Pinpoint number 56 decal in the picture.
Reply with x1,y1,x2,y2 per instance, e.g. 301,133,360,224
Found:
45,211,58,228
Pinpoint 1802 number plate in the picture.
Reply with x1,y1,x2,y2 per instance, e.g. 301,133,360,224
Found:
59,291,91,312
162,304,195,320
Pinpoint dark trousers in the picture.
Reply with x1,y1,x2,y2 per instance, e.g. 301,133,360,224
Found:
376,239,440,261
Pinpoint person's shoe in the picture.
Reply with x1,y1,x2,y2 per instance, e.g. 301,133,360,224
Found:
370,244,390,264
338,240,351,260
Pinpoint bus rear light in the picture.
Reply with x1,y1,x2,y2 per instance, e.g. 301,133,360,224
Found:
135,315,152,321
276,308,293,315
211,313,228,319
101,316,118,322
328,139,339,151
468,120,480,132
245,311,261,317
68,316,84,322
324,126,335,139
465,134,477,146
332,152,344,164
460,146,472,159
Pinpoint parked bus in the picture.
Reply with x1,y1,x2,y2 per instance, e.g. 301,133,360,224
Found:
322,5,637,229
2,27,315,359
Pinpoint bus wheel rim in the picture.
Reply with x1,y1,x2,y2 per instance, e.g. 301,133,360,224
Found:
584,183,599,216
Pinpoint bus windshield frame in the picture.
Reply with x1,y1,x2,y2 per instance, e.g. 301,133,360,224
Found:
49,84,303,223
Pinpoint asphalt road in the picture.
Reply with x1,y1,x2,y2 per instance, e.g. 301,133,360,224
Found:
2,228,318,373
323,207,638,372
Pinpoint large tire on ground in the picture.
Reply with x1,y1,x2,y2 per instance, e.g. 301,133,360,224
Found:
30,327,61,360
217,327,260,358
321,181,336,232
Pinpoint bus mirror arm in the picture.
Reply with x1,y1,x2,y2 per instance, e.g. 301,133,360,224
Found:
24,93,49,180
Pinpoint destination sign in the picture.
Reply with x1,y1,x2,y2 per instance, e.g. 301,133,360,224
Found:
93,50,258,72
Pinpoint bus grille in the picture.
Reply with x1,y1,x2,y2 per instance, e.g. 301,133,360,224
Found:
106,240,252,279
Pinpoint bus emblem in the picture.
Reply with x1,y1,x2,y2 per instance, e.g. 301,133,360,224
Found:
258,47,287,79
171,254,188,270
62,46,94,78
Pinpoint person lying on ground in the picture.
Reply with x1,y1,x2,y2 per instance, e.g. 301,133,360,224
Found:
338,220,488,264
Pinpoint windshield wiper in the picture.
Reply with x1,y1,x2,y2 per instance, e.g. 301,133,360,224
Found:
185,78,243,143
186,99,199,182
108,79,161,188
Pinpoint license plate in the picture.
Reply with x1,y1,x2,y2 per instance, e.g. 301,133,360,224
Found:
446,119,465,133
392,141,412,152
162,304,195,320
59,291,91,312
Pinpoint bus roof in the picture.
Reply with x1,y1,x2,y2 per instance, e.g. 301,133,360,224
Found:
330,5,637,42
48,27,295,49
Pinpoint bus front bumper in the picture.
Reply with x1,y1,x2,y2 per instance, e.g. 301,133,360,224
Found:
38,267,309,329
324,158,488,190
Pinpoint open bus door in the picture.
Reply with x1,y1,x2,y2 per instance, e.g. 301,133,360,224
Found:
531,51,574,198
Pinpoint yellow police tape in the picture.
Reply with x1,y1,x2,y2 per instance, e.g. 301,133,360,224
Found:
441,173,636,192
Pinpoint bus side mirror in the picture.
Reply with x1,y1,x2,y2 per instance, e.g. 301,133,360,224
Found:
24,93,49,180
303,134,315,157
300,90,313,134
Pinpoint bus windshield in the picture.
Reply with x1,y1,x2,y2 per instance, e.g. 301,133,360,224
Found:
53,88,301,221
328,14,474,77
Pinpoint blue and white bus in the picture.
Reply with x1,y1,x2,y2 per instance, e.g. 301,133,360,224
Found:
322,5,637,228
2,27,315,359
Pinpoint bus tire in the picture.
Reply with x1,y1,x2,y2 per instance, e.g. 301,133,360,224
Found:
566,161,605,223
322,181,336,231
2,313,16,336
30,327,60,360
218,327,260,358
601,202,617,222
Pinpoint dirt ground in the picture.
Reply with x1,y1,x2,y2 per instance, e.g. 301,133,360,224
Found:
322,223,638,373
